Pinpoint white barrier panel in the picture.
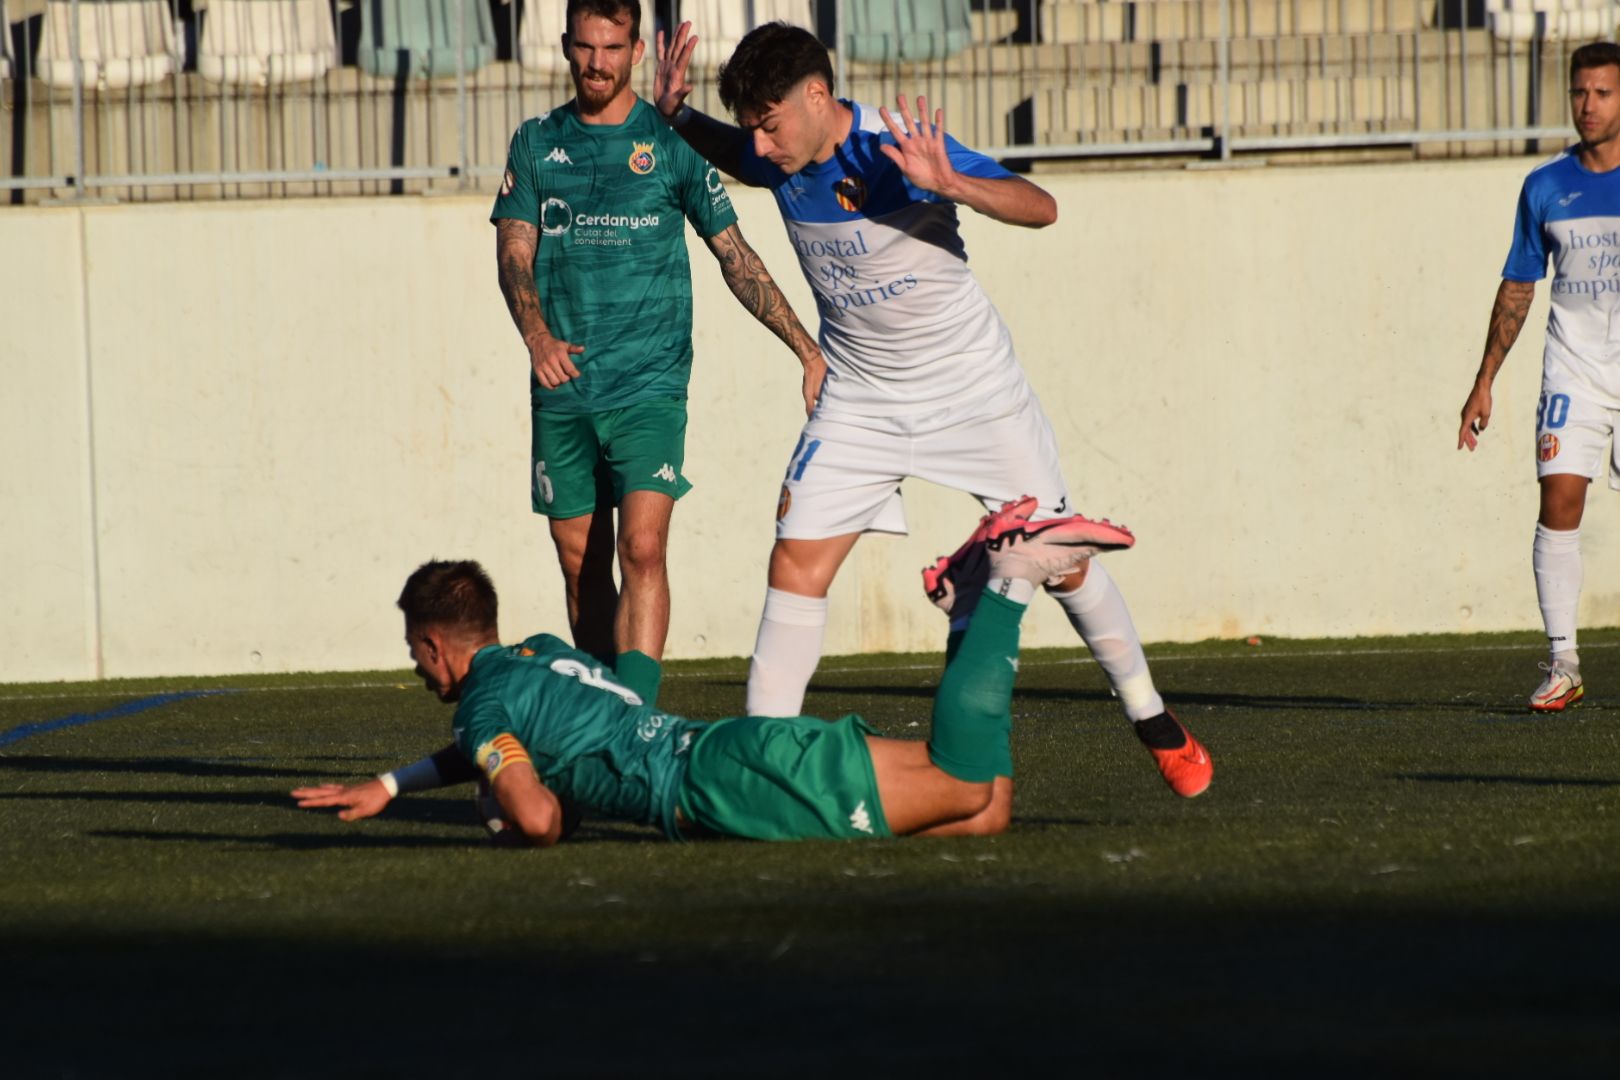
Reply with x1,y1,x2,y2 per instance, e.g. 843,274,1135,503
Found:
3,157,1609,683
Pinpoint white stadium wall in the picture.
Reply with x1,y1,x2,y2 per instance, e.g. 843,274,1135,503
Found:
4,156,1612,683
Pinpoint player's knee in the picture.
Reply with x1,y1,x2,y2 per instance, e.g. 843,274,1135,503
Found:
959,785,1011,835
616,529,668,577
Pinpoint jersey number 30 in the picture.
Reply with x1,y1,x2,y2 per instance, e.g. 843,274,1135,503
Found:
1538,392,1571,431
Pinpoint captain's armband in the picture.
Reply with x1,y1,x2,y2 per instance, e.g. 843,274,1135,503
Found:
474,734,533,781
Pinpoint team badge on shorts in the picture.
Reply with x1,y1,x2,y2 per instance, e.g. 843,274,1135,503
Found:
777,485,792,521
833,176,866,212
628,142,657,174
1539,433,1561,462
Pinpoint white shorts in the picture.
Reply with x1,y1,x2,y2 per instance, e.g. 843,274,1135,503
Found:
1534,384,1620,491
774,381,1073,540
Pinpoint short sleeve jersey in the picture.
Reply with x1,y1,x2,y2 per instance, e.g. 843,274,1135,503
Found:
452,633,706,838
732,101,1028,417
1502,148,1620,406
492,99,739,415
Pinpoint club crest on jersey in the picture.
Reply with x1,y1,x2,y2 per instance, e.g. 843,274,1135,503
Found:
1539,433,1561,462
500,169,515,196
628,142,657,174
833,176,867,212
777,485,792,521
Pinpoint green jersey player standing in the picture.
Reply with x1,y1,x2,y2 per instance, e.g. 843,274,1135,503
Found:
494,0,823,707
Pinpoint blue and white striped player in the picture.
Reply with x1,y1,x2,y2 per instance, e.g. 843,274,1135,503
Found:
1460,41,1620,712
655,20,1211,797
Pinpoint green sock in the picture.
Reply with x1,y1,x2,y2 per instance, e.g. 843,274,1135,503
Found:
614,650,663,708
927,592,1027,782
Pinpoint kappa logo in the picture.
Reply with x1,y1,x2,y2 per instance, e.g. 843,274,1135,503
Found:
849,800,874,835
1560,191,1585,207
653,463,678,483
628,141,657,174
545,146,574,165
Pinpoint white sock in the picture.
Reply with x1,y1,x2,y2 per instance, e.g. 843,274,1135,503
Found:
746,587,828,717
1533,523,1582,662
1048,560,1165,722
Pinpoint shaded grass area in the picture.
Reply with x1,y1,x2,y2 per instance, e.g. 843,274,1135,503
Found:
3,631,1620,1076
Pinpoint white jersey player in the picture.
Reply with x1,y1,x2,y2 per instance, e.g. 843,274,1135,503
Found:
655,20,1212,796
1459,41,1620,711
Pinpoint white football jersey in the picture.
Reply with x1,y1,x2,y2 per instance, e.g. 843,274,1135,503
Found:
735,102,1029,417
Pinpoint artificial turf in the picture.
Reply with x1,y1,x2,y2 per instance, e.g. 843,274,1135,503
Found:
2,630,1618,1077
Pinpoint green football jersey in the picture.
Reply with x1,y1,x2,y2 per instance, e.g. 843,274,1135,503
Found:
452,633,706,838
491,98,739,415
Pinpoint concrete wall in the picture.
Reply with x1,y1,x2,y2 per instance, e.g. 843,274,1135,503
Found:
4,155,1608,683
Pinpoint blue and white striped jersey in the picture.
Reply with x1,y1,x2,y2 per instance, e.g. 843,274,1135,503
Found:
735,102,1031,416
1504,148,1620,405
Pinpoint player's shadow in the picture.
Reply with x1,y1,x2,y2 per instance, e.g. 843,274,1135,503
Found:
1393,773,1620,788
0,754,362,779
87,828,478,850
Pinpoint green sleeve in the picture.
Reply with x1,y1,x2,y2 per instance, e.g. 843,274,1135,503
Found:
491,122,541,226
675,141,738,240
453,692,516,765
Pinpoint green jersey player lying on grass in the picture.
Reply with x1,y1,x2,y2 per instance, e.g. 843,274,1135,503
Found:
292,501,1148,843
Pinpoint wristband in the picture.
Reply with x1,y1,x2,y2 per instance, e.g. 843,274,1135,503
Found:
377,756,445,799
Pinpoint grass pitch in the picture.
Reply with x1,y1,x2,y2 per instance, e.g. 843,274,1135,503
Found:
3,631,1619,1077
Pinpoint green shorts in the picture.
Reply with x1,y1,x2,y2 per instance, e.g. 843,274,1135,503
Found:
532,397,694,518
678,715,893,842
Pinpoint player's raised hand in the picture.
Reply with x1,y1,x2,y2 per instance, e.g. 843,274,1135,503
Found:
878,95,958,196
654,21,699,120
529,333,585,389
291,779,392,822
1458,378,1493,451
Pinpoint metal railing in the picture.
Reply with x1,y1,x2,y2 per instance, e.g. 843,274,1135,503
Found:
0,0,1607,203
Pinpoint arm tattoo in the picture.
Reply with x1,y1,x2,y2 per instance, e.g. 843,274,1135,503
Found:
709,225,817,356
495,218,550,342
1478,279,1535,381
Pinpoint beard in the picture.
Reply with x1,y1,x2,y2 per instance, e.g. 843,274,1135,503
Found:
574,65,631,112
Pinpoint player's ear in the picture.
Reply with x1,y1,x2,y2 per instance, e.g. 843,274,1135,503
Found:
632,36,646,64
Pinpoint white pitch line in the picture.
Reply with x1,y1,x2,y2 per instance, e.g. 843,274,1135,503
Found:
1,639,1612,703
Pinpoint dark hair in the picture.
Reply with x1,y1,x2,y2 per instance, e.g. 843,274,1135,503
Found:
398,560,499,637
718,22,835,118
1571,41,1620,80
566,0,640,41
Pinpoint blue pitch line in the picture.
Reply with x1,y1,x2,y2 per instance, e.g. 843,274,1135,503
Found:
0,690,233,749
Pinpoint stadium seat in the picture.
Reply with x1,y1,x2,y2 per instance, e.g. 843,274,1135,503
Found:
357,0,494,79
681,0,815,69
516,0,566,73
198,0,337,85
1487,4,1614,38
1038,0,1436,44
842,0,971,63
1,0,13,80
36,0,181,90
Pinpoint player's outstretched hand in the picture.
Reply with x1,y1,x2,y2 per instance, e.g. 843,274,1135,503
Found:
654,21,698,120
878,95,957,197
1458,378,1493,451
801,349,826,417
291,779,392,822
529,333,585,389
